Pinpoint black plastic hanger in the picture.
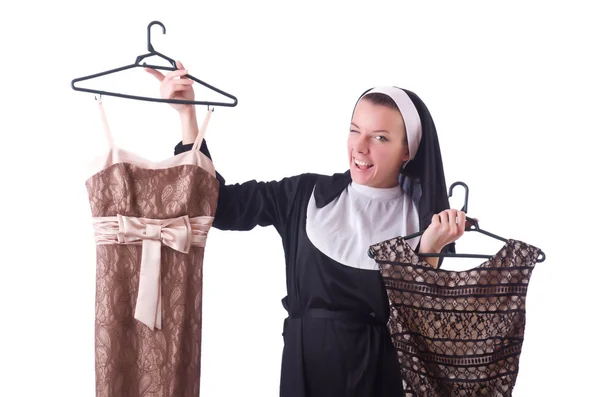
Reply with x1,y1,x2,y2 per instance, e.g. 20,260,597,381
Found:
368,181,546,262
71,21,238,107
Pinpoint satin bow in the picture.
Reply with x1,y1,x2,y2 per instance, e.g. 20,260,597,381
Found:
117,214,192,330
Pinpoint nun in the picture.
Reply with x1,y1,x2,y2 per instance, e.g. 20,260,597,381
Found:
148,63,466,396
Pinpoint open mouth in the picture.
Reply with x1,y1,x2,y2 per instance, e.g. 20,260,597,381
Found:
353,157,373,171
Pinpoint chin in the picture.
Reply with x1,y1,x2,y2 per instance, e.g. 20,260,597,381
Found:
349,165,375,186
350,173,367,185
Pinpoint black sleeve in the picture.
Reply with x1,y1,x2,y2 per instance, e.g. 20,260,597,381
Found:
174,140,303,234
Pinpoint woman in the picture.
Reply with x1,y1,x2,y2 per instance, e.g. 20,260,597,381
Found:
146,62,466,397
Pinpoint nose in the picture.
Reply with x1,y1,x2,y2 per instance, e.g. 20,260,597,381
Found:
355,135,369,154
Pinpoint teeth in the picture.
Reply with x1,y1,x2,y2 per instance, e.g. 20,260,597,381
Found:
354,158,372,167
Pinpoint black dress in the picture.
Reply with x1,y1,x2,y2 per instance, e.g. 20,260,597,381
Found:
175,141,405,397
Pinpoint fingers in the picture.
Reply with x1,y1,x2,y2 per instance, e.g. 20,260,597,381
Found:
144,67,165,82
146,59,188,78
163,77,194,97
172,84,194,93
146,66,188,83
457,211,466,228
166,71,193,95
145,67,190,83
437,209,464,236
175,61,192,82
144,60,195,104
446,209,459,236
449,209,458,233
425,210,468,252
171,79,194,87
165,68,190,81
438,210,448,229
169,60,188,80
457,211,466,236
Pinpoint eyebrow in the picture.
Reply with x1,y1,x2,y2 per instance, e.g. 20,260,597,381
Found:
351,123,390,134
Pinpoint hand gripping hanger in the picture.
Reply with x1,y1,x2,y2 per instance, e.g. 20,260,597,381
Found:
71,21,238,108
368,181,546,262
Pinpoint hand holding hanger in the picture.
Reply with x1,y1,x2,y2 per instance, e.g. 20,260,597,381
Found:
71,21,237,108
145,60,195,114
368,181,546,263
418,209,473,267
145,58,206,145
419,209,467,255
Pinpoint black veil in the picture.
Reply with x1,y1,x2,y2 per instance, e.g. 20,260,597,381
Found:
314,87,456,258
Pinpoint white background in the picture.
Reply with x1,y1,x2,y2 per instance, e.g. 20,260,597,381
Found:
1,1,598,396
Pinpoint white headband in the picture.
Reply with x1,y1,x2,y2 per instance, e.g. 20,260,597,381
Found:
359,86,422,167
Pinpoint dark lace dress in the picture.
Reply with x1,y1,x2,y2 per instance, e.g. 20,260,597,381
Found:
369,237,542,397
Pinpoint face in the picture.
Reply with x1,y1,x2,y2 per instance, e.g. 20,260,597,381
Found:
347,99,410,188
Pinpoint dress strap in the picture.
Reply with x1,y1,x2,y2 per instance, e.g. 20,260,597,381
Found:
191,109,213,152
96,96,115,149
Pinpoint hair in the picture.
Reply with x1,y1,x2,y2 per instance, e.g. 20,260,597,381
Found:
361,92,400,111
359,92,409,157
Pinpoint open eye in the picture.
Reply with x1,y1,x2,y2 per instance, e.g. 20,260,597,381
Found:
375,135,388,142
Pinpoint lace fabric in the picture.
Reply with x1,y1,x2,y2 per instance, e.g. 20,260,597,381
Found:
86,100,218,396
87,162,218,397
369,237,541,397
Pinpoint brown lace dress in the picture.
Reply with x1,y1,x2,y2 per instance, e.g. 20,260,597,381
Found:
85,102,218,397
369,237,542,397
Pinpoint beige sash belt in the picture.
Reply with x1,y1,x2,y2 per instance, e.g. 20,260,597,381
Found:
92,214,214,330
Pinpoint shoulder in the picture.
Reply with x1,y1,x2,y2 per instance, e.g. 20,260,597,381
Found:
276,171,336,186
313,170,352,208
292,171,341,185
278,172,327,199
286,170,350,193
274,171,351,207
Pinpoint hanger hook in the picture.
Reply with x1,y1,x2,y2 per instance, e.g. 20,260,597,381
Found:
449,181,469,213
147,21,166,53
